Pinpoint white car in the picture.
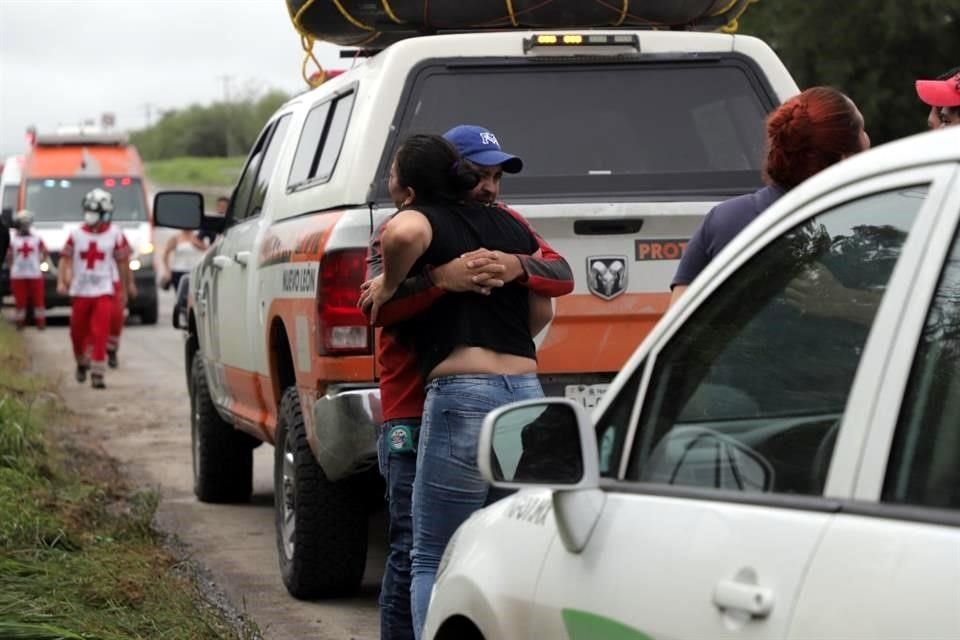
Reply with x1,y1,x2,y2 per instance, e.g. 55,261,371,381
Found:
425,125,960,640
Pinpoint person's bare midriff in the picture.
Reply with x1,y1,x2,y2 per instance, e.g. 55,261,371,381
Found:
427,346,537,381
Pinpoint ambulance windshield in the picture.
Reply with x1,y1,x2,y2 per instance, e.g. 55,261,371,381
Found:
24,178,148,223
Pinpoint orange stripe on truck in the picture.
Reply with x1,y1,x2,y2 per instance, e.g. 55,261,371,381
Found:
537,292,669,373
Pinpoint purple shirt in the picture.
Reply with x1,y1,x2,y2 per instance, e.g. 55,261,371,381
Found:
671,184,786,288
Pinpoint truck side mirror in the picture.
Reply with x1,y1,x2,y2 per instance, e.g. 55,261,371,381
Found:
153,191,204,229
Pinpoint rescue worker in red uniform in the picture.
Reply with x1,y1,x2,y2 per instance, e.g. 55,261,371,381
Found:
5,209,48,330
106,251,136,369
57,188,133,389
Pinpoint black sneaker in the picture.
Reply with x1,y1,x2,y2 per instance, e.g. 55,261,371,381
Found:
91,374,106,389
107,350,118,369
75,365,89,383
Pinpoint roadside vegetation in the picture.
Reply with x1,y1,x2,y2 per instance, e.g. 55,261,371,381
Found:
145,156,245,189
0,321,257,639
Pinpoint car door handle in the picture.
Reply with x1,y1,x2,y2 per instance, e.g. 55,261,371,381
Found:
713,579,774,618
234,251,251,266
212,255,233,270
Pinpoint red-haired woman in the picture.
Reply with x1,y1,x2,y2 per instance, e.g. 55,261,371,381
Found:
670,86,870,304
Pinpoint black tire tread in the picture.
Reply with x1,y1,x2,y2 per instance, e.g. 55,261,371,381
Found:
190,354,254,503
274,386,367,599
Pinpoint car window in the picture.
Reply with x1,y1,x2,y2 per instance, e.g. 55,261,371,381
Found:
595,366,642,478
883,217,960,510
622,186,927,495
230,124,273,224
287,91,355,190
247,115,291,218
288,102,331,188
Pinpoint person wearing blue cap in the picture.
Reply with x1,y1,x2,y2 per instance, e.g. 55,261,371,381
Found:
359,126,572,640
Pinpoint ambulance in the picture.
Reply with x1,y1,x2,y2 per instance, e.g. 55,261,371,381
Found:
1,155,24,298
20,129,159,323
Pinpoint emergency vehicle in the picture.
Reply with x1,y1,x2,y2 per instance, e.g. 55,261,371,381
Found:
19,129,159,323
426,126,960,640
154,27,798,598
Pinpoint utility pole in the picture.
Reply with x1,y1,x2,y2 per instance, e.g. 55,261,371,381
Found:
140,103,154,128
216,74,233,104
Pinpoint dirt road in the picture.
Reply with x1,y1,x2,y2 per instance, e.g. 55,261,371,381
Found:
23,291,385,640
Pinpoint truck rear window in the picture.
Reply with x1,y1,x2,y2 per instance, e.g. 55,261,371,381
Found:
378,58,776,202
25,178,148,222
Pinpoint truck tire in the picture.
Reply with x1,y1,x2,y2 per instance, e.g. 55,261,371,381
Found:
190,353,254,503
274,386,367,599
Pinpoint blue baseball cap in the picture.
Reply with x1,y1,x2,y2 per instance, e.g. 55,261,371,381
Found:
443,125,523,174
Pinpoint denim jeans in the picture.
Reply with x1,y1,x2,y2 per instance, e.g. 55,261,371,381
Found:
410,374,543,638
378,419,419,640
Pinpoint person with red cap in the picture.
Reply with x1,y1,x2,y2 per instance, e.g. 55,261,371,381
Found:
916,67,960,129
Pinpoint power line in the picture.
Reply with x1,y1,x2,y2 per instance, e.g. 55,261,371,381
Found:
216,74,234,104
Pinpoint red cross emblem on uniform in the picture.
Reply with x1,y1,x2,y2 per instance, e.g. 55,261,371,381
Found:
17,243,34,259
80,241,106,269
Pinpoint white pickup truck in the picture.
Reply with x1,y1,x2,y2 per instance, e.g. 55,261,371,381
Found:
154,28,798,599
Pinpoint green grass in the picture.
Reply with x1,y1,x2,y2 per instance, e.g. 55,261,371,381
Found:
145,156,245,189
0,320,257,639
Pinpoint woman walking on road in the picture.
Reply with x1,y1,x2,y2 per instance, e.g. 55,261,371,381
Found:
161,229,206,292
372,135,550,638
670,86,871,304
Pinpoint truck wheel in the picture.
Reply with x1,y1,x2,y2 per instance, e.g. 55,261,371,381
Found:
190,353,254,503
274,386,367,599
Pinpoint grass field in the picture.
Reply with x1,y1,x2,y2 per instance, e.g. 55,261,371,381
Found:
0,322,257,640
145,156,246,189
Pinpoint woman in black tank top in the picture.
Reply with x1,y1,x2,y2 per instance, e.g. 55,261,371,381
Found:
376,135,547,635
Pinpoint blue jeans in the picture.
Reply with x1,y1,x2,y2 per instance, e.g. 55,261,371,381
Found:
378,419,419,640
410,374,543,638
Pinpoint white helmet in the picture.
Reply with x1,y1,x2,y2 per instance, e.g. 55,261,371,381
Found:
82,188,114,222
13,209,34,227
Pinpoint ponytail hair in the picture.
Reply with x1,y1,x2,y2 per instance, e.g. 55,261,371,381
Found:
394,134,479,204
764,87,864,190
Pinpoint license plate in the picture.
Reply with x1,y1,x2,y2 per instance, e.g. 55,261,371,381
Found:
564,384,609,410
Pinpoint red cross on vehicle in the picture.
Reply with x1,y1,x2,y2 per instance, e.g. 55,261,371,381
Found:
17,243,34,259
80,241,106,269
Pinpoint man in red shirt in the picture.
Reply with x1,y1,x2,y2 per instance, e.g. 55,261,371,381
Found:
359,125,573,640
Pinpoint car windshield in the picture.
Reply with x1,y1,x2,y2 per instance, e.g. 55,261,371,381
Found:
25,177,148,222
378,57,775,202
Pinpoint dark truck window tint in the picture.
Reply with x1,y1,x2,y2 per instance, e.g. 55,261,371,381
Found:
249,115,292,218
24,177,147,222
377,59,774,201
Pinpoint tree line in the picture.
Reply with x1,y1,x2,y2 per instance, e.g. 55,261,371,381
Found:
739,0,960,144
130,91,289,161
130,0,958,161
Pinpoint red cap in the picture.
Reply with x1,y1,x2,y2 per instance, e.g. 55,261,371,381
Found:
916,73,960,108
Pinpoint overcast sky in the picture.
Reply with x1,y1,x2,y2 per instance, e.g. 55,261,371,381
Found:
0,0,342,158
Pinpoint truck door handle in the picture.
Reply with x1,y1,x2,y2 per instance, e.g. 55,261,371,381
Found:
234,251,251,266
713,579,774,618
574,218,644,235
212,255,233,270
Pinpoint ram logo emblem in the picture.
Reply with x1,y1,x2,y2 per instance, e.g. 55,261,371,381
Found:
587,256,627,301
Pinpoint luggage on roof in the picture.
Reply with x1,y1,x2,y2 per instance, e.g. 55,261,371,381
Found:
286,0,757,48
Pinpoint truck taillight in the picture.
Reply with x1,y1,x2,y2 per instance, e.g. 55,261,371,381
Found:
317,249,371,355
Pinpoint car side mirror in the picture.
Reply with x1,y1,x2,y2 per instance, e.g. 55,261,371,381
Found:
478,398,598,490
479,398,604,554
0,208,12,227
153,191,204,229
